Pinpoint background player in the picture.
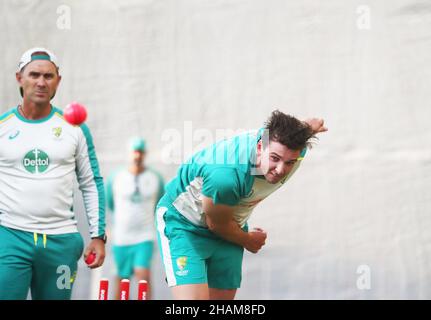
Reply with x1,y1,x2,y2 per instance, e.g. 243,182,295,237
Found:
106,137,164,299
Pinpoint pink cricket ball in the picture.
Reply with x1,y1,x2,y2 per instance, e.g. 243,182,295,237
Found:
85,252,96,265
64,102,87,125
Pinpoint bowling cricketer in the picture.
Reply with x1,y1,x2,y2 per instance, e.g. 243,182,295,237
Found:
156,110,327,299
0,48,106,299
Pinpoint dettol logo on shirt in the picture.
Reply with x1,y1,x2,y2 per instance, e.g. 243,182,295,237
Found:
22,149,50,173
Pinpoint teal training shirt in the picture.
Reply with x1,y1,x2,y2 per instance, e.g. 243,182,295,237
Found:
165,129,306,227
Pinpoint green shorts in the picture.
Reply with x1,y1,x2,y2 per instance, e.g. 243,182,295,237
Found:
156,194,245,290
112,241,154,278
0,225,84,300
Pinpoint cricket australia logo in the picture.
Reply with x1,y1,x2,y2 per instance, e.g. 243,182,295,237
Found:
22,149,50,174
53,127,62,138
176,256,189,276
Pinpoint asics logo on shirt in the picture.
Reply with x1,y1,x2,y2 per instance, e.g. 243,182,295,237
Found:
22,149,50,174
245,189,255,198
8,130,20,140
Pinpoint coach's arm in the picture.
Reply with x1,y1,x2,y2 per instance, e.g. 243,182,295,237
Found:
202,195,266,253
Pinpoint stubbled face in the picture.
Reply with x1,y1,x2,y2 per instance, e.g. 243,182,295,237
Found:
16,60,61,105
130,150,145,166
256,140,302,184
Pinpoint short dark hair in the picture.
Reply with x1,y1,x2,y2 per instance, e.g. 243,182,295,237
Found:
264,110,315,150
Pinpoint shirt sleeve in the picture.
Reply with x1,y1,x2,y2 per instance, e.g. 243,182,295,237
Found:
201,167,241,206
149,168,165,213
156,175,165,205
105,172,115,213
75,124,106,238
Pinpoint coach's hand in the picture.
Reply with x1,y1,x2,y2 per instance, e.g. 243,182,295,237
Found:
84,239,106,269
245,228,267,254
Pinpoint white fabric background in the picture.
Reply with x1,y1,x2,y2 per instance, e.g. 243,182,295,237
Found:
1,0,430,299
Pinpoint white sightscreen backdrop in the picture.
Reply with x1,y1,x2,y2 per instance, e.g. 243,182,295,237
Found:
1,0,430,299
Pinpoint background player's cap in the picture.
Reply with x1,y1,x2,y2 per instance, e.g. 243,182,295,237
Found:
129,137,146,152
17,47,59,72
